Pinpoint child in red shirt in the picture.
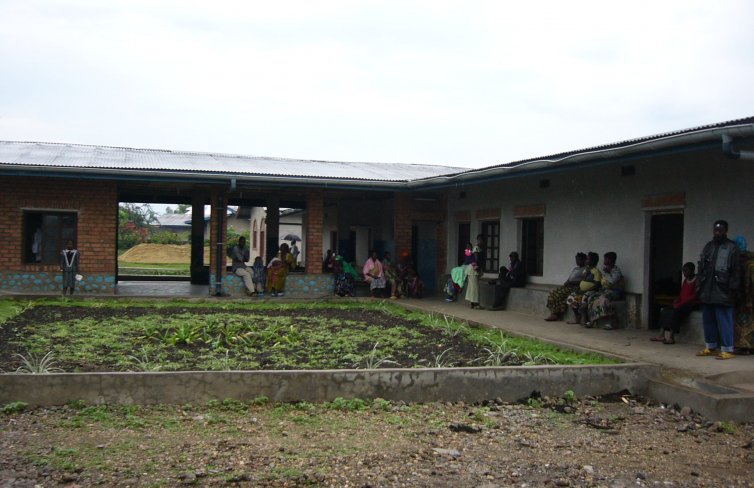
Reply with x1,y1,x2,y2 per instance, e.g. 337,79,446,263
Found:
651,262,700,344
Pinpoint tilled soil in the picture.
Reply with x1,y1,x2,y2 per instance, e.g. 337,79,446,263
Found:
1,395,753,487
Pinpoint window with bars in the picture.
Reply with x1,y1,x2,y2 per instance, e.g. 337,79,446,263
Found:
521,217,544,277
481,221,500,273
24,211,77,265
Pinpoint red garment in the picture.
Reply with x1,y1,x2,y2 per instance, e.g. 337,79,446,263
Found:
674,277,699,308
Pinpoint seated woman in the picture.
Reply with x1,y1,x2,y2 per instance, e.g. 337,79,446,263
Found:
396,251,423,298
584,251,625,329
333,255,358,297
545,252,587,321
363,250,387,298
445,243,475,301
492,251,526,310
566,252,602,325
382,252,399,299
266,243,295,297
651,262,699,344
251,256,267,296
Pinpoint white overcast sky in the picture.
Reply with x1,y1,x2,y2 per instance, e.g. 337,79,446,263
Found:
1,0,753,169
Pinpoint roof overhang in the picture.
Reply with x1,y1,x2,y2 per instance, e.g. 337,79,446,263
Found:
408,123,754,189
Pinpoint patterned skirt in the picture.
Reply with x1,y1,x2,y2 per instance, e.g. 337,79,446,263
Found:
587,290,621,323
547,285,575,314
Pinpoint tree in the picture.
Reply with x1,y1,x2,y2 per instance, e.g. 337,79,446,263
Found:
119,203,157,228
118,203,157,250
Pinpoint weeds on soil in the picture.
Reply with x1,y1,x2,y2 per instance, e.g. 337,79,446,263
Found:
0,298,616,372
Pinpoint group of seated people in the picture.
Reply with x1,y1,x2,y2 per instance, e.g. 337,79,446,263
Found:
544,251,625,330
326,249,423,299
231,237,296,297
445,243,526,310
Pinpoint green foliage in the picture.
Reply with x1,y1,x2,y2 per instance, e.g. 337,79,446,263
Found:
563,389,577,403
118,203,156,250
7,299,615,372
527,397,543,409
350,342,400,369
418,347,456,368
206,398,249,413
149,230,189,244
126,348,162,372
325,397,369,411
250,395,270,406
0,299,34,326
2,401,29,414
226,226,251,256
67,399,86,410
718,421,736,434
371,398,391,411
14,351,63,373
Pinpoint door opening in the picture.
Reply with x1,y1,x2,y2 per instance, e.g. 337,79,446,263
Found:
648,213,684,328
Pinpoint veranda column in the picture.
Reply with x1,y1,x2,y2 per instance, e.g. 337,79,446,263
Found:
209,191,228,296
190,193,206,284
265,197,280,265
305,189,324,274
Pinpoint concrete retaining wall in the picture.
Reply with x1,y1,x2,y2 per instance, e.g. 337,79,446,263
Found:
0,364,653,407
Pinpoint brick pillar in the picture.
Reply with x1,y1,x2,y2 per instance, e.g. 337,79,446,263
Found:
393,192,412,257
305,189,324,274
209,191,227,295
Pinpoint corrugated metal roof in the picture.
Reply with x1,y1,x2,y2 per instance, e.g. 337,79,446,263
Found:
0,141,465,182
153,214,192,227
493,115,754,170
2,116,752,186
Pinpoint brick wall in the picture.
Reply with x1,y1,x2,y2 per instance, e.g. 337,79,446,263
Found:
305,189,324,274
208,192,228,293
0,176,117,275
393,192,412,256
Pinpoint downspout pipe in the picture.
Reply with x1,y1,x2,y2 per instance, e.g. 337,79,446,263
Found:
214,193,225,296
722,134,754,160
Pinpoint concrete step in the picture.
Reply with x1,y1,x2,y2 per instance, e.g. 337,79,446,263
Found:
645,370,754,422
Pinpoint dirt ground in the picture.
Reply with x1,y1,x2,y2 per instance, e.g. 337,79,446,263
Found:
119,243,208,264
2,304,753,486
1,394,753,487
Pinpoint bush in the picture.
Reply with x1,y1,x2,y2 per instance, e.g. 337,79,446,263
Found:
118,222,148,251
150,230,189,245
225,227,251,256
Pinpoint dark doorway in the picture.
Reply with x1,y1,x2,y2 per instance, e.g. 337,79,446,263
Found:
648,213,684,328
413,222,438,294
457,222,470,266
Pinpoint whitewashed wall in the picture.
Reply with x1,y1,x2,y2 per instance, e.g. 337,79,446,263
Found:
445,148,754,297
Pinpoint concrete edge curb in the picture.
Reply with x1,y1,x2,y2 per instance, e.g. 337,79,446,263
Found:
0,363,654,407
